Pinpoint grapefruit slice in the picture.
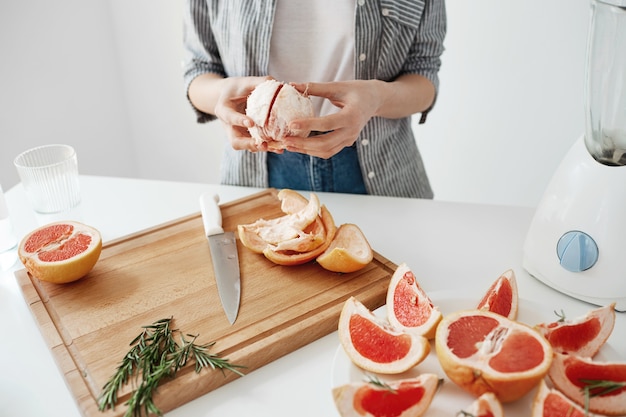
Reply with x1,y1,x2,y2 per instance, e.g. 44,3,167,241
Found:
18,221,102,284
316,223,373,273
476,269,518,320
460,392,504,417
332,373,440,417
535,303,616,358
386,263,442,339
338,296,430,374
548,352,626,416
435,309,553,403
532,379,603,417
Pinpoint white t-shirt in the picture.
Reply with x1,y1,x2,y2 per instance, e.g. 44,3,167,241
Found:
269,0,355,117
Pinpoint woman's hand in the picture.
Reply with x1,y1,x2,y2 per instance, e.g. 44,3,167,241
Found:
284,75,435,159
188,74,272,152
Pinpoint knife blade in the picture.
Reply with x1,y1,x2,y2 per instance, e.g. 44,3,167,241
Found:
199,193,241,325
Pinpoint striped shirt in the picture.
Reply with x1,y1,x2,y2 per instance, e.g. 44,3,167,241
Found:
183,0,446,198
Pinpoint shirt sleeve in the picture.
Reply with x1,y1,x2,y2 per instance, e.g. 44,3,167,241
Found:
182,0,225,123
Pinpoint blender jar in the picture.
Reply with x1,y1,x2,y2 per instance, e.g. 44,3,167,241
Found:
584,0,626,165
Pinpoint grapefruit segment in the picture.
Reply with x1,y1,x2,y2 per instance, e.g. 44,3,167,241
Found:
476,269,519,320
532,380,602,417
535,303,616,358
338,296,430,374
386,263,442,339
460,392,504,417
18,221,102,284
548,352,626,416
435,309,553,403
332,373,440,417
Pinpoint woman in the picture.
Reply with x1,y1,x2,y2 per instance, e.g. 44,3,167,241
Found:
183,0,446,198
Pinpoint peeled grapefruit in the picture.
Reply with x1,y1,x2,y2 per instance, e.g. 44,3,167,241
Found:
476,269,518,320
548,352,626,416
338,296,430,374
316,223,373,273
435,309,553,403
535,303,616,358
18,221,102,284
332,373,440,417
459,392,504,417
532,380,603,417
386,263,442,340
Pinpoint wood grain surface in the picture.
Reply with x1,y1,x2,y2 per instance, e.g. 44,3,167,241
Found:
16,188,396,416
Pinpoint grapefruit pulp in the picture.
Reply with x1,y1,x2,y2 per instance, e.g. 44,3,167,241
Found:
476,269,518,320
435,309,553,402
18,221,102,284
548,352,626,416
386,263,442,339
338,296,430,374
460,392,504,417
532,380,602,417
535,303,616,358
332,373,440,417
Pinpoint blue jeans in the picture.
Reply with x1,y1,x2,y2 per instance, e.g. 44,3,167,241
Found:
267,145,367,194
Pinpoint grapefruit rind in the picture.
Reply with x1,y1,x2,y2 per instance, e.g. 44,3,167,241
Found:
338,296,430,375
316,223,373,273
435,309,553,403
18,221,102,284
548,352,626,416
332,373,440,417
386,263,442,340
476,269,519,320
535,303,616,358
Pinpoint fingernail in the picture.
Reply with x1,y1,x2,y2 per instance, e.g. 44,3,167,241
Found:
243,118,254,128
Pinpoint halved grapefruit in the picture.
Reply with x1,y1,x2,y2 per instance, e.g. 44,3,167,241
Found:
535,303,616,358
532,380,603,417
316,223,373,273
435,309,553,403
386,263,442,339
338,296,430,374
459,392,504,417
332,373,440,417
476,269,518,320
548,352,626,416
18,221,102,284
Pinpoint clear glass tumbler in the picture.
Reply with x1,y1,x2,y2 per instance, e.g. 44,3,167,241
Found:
14,144,81,213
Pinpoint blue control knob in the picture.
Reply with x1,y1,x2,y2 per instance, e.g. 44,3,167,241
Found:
556,231,599,272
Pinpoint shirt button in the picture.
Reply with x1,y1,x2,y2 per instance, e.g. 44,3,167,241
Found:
381,8,390,16
367,171,375,179
358,0,365,5
359,53,367,62
361,138,369,146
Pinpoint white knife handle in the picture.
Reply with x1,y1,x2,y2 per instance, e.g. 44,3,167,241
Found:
199,193,224,236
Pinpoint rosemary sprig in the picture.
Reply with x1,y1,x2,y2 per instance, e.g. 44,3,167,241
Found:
365,374,397,394
97,317,245,417
580,378,626,415
554,309,566,322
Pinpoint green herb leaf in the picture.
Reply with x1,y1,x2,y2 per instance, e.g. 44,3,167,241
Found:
97,317,246,417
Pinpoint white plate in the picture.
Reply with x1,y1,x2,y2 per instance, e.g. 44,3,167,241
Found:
331,292,622,416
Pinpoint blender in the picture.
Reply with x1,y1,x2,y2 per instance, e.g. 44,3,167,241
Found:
522,0,626,311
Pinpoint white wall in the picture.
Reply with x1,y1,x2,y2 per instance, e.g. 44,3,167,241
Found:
1,0,591,208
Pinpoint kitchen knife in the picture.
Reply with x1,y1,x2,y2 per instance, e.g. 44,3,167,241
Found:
199,193,241,325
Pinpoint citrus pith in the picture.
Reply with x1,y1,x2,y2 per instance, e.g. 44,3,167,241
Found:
386,263,442,339
435,309,553,402
332,373,440,417
338,296,430,374
316,223,373,273
18,221,102,284
532,380,602,417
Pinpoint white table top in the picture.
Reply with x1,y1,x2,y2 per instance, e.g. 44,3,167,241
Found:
1,175,623,417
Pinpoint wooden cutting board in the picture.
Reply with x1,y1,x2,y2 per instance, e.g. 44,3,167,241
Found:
16,188,396,416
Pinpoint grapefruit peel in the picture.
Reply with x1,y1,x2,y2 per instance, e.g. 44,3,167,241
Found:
476,269,519,320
